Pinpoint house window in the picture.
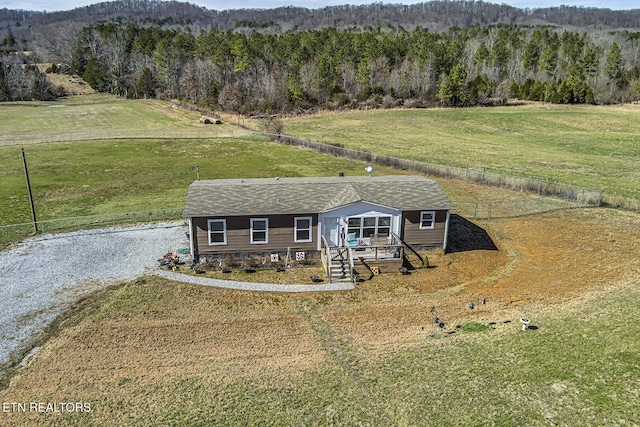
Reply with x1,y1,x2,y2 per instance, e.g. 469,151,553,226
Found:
347,216,392,238
250,218,268,244
208,219,227,245
420,211,435,229
347,217,362,238
363,217,376,238
294,217,312,243
377,216,391,236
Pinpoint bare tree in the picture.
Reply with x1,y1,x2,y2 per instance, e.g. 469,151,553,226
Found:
31,22,83,67
102,32,130,97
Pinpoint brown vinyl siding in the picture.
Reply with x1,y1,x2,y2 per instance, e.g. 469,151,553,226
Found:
401,210,447,248
192,214,318,256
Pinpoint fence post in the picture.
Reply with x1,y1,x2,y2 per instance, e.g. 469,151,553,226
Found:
488,202,492,220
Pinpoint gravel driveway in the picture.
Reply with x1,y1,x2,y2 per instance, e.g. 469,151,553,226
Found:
0,222,190,369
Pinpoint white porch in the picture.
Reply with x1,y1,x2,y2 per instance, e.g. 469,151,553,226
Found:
318,201,401,249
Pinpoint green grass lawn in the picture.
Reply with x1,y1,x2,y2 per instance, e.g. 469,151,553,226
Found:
0,136,402,225
0,94,408,227
283,104,640,201
3,96,639,227
0,95,250,146
0,94,198,135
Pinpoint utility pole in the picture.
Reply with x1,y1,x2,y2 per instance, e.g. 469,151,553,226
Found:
193,164,200,180
21,148,38,233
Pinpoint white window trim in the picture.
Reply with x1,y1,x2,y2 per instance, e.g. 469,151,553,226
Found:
420,211,436,230
250,218,269,244
347,215,393,237
294,216,313,243
207,219,227,245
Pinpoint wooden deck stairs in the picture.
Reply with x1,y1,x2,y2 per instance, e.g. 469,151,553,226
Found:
326,247,353,283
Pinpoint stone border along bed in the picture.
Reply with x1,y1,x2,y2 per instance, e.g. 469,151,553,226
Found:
154,269,353,292
0,222,343,371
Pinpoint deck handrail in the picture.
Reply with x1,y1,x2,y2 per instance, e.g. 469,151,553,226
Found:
346,246,355,273
320,235,331,278
391,232,424,264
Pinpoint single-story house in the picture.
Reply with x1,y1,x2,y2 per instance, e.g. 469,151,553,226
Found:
184,175,455,281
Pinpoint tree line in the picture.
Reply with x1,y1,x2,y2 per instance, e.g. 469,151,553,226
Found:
2,1,640,108
39,22,637,112
0,55,62,101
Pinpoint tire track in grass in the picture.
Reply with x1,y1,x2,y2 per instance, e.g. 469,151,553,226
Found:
296,298,392,424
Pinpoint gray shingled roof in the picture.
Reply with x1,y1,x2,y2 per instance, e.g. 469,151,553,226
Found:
184,175,455,217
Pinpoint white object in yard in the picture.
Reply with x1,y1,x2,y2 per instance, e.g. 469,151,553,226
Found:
520,318,530,331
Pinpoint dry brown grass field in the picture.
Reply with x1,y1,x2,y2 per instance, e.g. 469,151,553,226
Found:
1,203,639,426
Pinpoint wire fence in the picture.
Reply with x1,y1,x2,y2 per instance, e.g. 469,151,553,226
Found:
600,192,640,211
0,208,184,245
266,133,603,206
0,129,621,246
0,129,251,146
0,198,587,246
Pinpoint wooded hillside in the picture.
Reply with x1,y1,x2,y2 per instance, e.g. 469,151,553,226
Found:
1,0,639,109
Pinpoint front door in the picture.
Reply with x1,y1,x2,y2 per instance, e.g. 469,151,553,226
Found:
324,217,341,247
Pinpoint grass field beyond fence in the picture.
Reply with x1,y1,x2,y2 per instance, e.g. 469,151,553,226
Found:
269,133,603,206
0,136,403,230
280,104,640,208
